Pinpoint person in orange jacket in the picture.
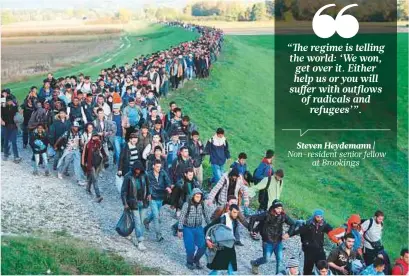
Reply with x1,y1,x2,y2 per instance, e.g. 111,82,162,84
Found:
392,248,408,275
328,214,364,256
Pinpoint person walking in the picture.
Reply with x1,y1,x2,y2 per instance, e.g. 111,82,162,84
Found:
177,188,211,270
290,209,333,275
253,149,274,185
391,248,408,275
30,123,49,176
187,130,205,186
118,132,141,177
327,233,359,275
249,200,296,275
49,109,71,170
121,160,150,251
82,132,106,203
204,204,241,275
1,96,22,163
205,128,231,187
144,160,172,242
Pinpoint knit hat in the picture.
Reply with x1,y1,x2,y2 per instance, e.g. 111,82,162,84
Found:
287,258,299,268
313,209,324,217
271,200,283,209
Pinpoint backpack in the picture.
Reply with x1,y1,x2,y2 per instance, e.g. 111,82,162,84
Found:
185,200,205,220
258,176,272,207
92,147,103,168
362,218,384,251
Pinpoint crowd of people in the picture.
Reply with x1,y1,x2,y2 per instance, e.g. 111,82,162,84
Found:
1,21,408,275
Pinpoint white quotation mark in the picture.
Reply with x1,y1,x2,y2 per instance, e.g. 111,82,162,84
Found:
313,4,359,38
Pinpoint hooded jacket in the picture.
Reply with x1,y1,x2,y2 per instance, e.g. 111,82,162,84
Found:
208,172,249,206
392,258,408,275
249,206,296,243
30,129,49,154
177,188,211,230
147,169,171,200
205,135,231,166
328,214,363,253
121,161,150,210
118,143,142,175
253,158,274,184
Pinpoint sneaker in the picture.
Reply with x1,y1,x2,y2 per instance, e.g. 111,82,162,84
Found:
186,263,195,270
251,261,259,275
64,171,70,177
143,218,150,231
235,241,244,246
137,242,147,251
95,196,103,203
157,236,164,242
194,261,204,269
86,189,92,195
13,157,22,163
2,156,9,161
45,170,50,176
78,180,87,186
57,173,63,180
32,170,39,176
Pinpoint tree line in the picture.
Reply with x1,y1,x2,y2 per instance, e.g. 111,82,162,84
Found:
1,0,408,25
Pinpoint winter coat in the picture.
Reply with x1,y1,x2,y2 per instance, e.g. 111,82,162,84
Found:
205,135,231,166
146,155,167,172
83,138,107,173
170,156,195,184
48,115,71,145
177,188,210,230
328,214,363,254
172,177,201,209
28,108,48,130
187,139,205,167
30,130,49,154
291,217,333,250
249,206,296,243
118,143,142,175
253,158,274,184
121,162,150,210
146,169,171,200
1,104,18,129
392,258,408,275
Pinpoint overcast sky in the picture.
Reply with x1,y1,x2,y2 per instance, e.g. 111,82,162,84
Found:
1,0,263,10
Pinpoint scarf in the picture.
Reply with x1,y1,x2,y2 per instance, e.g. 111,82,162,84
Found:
212,134,226,146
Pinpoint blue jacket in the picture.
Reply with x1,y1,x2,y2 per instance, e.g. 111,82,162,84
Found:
253,159,274,183
38,87,53,102
361,264,384,275
48,117,71,145
205,138,230,166
230,161,247,176
147,170,172,200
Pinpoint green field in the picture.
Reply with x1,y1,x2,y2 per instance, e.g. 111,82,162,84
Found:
1,235,161,275
3,24,199,101
2,24,408,264
163,33,408,258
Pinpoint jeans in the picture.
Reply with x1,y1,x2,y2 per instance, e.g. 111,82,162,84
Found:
3,127,19,158
113,136,125,164
58,149,85,182
209,263,235,275
86,167,101,197
252,241,283,274
183,226,206,265
53,149,63,170
211,164,224,185
22,124,29,146
147,199,163,238
132,202,147,241
186,67,193,80
34,152,48,172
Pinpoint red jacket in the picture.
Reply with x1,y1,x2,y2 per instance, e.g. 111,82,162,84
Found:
392,258,408,275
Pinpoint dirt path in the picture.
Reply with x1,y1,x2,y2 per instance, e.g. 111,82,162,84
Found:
1,139,303,275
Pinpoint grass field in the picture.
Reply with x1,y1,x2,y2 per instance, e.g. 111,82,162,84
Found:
2,24,199,100
163,33,408,258
1,235,161,275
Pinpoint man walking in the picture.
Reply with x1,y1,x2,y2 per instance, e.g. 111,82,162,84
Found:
144,160,172,242
249,200,296,275
205,128,230,187
1,96,22,163
121,161,150,251
177,188,211,270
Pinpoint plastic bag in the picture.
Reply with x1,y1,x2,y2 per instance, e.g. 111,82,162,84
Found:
115,210,134,237
116,175,123,193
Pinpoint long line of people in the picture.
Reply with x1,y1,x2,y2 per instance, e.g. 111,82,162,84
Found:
1,21,407,275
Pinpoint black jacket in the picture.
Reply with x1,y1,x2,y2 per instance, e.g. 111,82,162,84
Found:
21,104,35,126
1,104,18,128
249,208,296,243
170,156,194,184
118,143,142,175
172,177,201,209
146,169,171,200
291,218,333,250
48,116,71,145
146,155,167,172
187,140,205,167
121,162,150,210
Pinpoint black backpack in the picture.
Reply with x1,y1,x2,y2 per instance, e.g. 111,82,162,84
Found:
258,176,272,209
362,218,384,251
92,147,103,168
